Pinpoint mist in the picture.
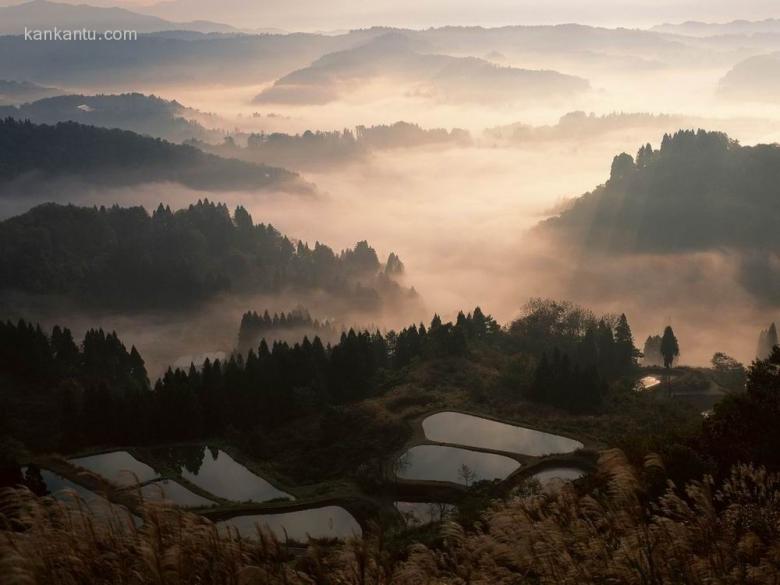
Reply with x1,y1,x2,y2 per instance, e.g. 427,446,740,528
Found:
3,14,780,372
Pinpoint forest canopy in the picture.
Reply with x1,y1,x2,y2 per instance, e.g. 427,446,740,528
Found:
0,201,410,309
540,129,780,303
0,118,304,192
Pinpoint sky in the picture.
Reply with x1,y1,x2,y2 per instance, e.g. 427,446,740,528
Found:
3,0,780,30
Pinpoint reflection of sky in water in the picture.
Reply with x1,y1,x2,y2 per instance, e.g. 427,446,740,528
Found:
140,479,216,507
396,444,520,485
423,412,583,456
182,449,293,502
635,376,662,391
68,451,159,487
530,466,585,484
218,506,360,541
27,468,139,525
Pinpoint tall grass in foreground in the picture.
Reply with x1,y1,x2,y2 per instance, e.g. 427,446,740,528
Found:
2,450,779,584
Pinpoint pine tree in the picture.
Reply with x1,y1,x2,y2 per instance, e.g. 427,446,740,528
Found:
660,326,680,368
614,314,639,374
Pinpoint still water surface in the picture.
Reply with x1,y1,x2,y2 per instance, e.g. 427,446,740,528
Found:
69,451,159,487
181,449,294,503
218,506,361,541
423,412,583,456
396,444,520,485
140,479,216,507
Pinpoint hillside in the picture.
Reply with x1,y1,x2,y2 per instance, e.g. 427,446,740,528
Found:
539,130,780,302
0,200,410,309
0,118,304,193
0,80,61,106
720,52,780,101
0,93,218,143
653,18,780,37
255,33,590,105
0,0,238,35
194,122,471,171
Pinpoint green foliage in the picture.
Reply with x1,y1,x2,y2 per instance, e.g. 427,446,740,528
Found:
711,352,746,390
703,347,780,473
506,299,639,411
0,201,406,309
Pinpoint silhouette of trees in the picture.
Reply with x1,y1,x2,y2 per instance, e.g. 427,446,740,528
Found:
237,308,335,353
660,326,680,368
0,319,149,450
711,352,746,390
0,118,296,191
703,346,780,472
756,322,778,360
642,335,663,366
507,300,638,411
0,201,408,310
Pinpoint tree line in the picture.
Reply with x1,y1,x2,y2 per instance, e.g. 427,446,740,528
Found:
0,302,661,461
0,118,297,191
0,200,410,310
237,308,336,353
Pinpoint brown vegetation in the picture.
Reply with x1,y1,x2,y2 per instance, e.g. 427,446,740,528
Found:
2,449,779,584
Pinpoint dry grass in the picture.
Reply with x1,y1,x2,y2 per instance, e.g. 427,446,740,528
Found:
2,451,779,584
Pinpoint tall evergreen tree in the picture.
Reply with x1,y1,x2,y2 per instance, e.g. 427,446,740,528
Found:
660,326,680,369
614,314,639,374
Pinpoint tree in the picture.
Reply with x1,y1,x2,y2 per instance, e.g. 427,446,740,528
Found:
703,346,780,471
614,314,639,374
609,152,635,181
458,464,477,487
757,322,778,360
642,335,663,367
711,352,746,390
660,326,680,369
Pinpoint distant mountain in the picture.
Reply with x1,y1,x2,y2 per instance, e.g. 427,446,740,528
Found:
255,33,589,105
539,130,780,303
194,121,471,171
486,111,691,143
0,24,728,89
0,80,60,106
0,30,348,87
719,52,780,101
0,93,220,142
0,200,411,310
652,19,780,37
486,110,780,146
0,0,238,35
0,118,307,193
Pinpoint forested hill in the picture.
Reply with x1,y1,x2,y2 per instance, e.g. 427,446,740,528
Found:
0,118,305,193
541,130,780,254
0,201,411,309
0,93,216,143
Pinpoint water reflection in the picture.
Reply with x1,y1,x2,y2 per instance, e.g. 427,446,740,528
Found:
529,466,585,492
68,451,159,487
140,479,216,508
176,448,294,503
422,412,583,456
635,376,662,391
218,506,360,541
396,444,520,485
25,467,139,525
